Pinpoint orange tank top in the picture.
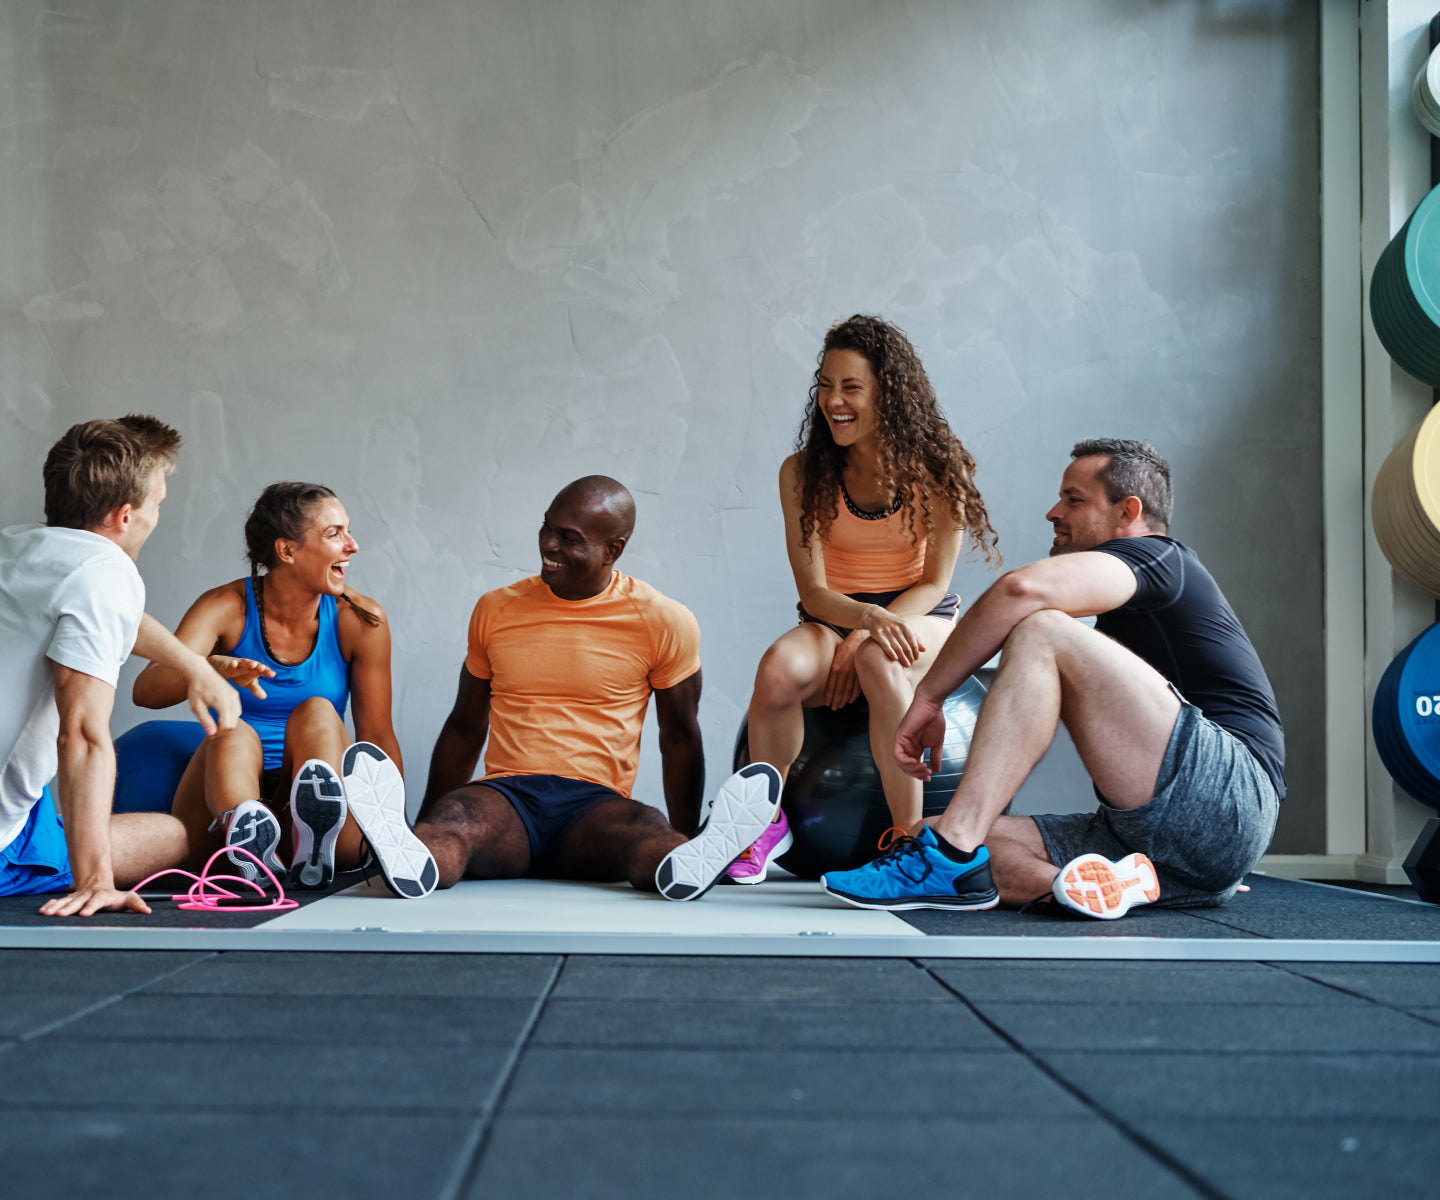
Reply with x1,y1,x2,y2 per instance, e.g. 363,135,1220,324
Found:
822,487,927,593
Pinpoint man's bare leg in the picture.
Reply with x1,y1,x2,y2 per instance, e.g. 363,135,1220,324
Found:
413,784,532,888
109,812,189,888
549,797,685,892
933,609,1180,854
986,814,1062,906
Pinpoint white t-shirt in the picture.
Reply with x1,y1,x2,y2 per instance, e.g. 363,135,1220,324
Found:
0,525,145,852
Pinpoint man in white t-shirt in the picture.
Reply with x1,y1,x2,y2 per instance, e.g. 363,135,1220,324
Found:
0,415,245,916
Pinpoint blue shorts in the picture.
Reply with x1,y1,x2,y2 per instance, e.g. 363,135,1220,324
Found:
479,774,624,866
0,786,74,898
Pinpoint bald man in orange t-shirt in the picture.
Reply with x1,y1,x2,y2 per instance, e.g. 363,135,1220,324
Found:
415,476,780,901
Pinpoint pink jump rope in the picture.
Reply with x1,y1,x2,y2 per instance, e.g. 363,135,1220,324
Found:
131,845,299,913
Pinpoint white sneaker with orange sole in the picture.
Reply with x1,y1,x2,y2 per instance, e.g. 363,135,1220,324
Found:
1052,852,1160,919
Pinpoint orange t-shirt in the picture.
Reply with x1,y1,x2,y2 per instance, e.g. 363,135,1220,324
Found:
464,571,701,797
822,490,927,593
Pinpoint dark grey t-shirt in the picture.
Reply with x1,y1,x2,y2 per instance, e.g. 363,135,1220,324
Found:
1092,535,1286,797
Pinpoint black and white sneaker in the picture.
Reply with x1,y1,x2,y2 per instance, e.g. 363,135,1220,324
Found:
223,799,284,885
656,762,782,901
340,742,438,899
289,759,347,889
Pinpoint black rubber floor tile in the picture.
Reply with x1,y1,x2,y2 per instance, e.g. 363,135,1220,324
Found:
472,1114,1203,1199
922,960,1356,1004
1133,1117,1440,1200
1185,875,1440,940
0,880,338,927
0,991,118,1039
140,951,559,997
0,1037,507,1111
505,1046,1083,1116
0,1109,471,1199
532,998,1007,1050
0,949,211,994
896,904,1245,936
553,957,947,1000
974,1000,1440,1053
1041,1051,1440,1119
51,993,535,1045
1277,961,1440,1006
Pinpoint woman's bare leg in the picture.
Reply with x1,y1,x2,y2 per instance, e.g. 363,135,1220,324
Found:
170,723,265,866
854,614,957,829
746,623,837,781
278,696,365,867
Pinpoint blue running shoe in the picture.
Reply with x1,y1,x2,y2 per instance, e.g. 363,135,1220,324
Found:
821,827,999,911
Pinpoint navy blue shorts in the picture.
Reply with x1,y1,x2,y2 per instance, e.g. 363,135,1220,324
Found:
0,786,74,898
479,774,625,866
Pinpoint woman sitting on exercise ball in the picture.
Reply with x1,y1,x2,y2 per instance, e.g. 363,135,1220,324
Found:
733,314,999,882
133,482,408,890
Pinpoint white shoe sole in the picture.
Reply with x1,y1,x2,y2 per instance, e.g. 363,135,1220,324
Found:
225,800,284,885
656,763,781,901
289,759,346,889
341,742,438,899
1052,852,1160,919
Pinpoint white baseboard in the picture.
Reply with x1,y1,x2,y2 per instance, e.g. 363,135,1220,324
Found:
1256,853,1412,885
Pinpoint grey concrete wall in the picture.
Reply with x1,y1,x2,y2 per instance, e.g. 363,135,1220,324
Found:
0,0,1324,850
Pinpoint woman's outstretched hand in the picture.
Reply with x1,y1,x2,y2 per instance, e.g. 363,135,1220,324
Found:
208,654,276,700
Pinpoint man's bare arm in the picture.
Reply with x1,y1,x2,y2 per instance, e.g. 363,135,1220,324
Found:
131,612,243,734
912,552,1140,707
894,552,1140,781
38,667,149,917
420,667,492,817
653,669,704,837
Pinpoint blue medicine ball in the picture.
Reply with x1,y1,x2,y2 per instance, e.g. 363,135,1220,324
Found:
733,675,986,878
113,720,206,814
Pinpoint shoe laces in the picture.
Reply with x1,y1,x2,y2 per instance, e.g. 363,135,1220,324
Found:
735,845,758,863
867,827,933,886
130,846,299,913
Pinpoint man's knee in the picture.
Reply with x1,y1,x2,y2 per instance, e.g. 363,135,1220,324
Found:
1002,608,1076,655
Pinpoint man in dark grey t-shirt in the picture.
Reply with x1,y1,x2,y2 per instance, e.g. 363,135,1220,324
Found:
821,439,1283,919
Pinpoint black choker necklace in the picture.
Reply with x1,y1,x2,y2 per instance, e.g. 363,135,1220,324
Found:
841,481,902,520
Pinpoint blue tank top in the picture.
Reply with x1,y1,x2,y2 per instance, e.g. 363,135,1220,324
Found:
232,577,351,770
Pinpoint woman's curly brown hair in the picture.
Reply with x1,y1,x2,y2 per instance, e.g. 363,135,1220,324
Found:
794,314,999,565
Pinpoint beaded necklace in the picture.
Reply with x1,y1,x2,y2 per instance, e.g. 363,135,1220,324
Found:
841,480,902,521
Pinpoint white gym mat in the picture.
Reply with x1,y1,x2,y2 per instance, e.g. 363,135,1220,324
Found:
263,875,912,937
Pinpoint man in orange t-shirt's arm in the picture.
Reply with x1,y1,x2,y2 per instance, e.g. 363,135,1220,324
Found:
414,476,782,901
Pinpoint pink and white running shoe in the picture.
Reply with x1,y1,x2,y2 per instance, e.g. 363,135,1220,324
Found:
725,806,794,885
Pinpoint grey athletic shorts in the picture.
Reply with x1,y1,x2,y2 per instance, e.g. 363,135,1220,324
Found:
1031,693,1280,908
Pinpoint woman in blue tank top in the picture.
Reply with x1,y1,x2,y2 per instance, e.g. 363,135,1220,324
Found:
133,483,404,889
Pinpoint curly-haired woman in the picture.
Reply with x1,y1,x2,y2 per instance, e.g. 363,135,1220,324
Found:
730,315,998,882
133,482,435,898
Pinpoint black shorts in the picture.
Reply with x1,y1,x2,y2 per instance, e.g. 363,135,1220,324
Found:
797,589,959,640
479,774,625,866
